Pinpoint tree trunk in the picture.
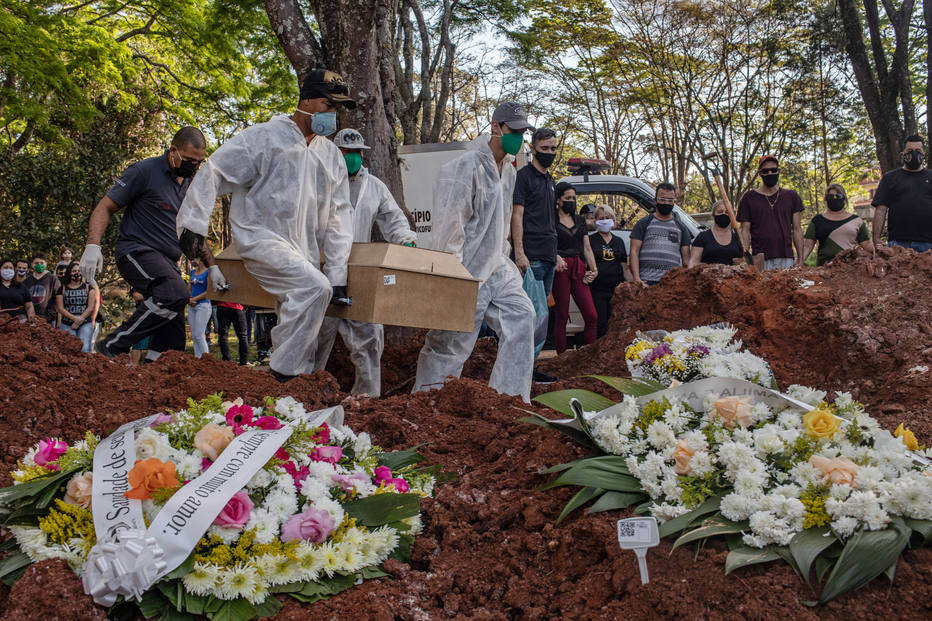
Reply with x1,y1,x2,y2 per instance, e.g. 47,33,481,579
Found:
264,0,324,80
837,0,904,171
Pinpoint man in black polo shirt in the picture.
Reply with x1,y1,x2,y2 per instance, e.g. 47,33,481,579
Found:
512,127,559,383
872,134,932,252
79,126,224,359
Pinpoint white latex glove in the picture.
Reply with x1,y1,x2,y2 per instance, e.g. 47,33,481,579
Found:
208,264,227,291
79,244,103,283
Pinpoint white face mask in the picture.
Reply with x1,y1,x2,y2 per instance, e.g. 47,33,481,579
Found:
595,219,614,232
1,268,14,281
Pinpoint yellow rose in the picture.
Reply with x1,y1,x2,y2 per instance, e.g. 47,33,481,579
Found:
194,423,234,461
672,439,694,475
809,455,859,487
713,396,753,430
63,472,93,508
894,423,919,451
803,405,841,439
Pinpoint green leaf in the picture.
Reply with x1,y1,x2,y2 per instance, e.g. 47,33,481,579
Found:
343,493,419,527
725,545,781,573
374,447,426,471
0,551,30,582
585,375,667,395
388,533,415,563
789,527,837,586
253,595,283,618
0,467,79,513
290,573,358,603
184,590,209,615
519,414,598,450
138,589,170,618
360,565,390,579
166,554,195,580
817,520,911,604
541,456,640,493
556,486,604,524
905,518,932,545
672,516,746,550
814,554,834,583
658,496,722,539
587,491,645,514
206,598,256,621
532,389,614,417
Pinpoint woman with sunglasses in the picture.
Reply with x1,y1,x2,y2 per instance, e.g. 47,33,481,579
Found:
802,184,874,266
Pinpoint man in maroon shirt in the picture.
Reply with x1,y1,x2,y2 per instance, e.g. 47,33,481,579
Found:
736,155,804,269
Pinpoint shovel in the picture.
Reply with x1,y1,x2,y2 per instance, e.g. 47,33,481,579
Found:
702,152,762,270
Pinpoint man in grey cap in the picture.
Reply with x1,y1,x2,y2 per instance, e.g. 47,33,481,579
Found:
313,128,416,396
413,102,537,401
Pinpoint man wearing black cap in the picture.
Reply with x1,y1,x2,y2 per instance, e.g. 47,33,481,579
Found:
413,102,537,401
176,69,355,380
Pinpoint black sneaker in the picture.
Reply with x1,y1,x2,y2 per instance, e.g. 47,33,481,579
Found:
270,368,296,383
533,368,558,384
95,337,116,358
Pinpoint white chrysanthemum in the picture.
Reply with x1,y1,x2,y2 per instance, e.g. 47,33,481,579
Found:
300,478,331,504
754,431,784,456
750,402,773,425
274,396,306,420
731,428,754,446
748,510,795,546
770,484,801,498
720,493,757,521
219,563,265,603
402,514,423,536
256,553,301,586
784,385,827,407
734,471,767,497
206,524,242,545
650,502,689,522
333,542,366,573
182,562,221,596
354,432,372,456
789,461,822,488
884,473,932,519
11,526,50,561
660,475,682,502
265,489,298,522
245,509,278,544
853,466,885,491
831,515,859,538
308,460,340,481
316,497,345,525
135,428,174,461
247,468,273,489
689,451,715,477
717,442,757,473
646,421,676,450
319,542,340,577
173,454,204,481
142,499,162,523
293,542,324,581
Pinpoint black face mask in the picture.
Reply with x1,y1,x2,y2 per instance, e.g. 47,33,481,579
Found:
560,200,577,215
534,151,556,168
903,150,925,171
714,213,731,228
761,173,779,188
71,272,82,283
656,202,674,216
171,150,200,178
826,198,846,212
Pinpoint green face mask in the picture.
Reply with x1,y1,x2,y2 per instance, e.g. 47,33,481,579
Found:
500,132,524,156
34,264,46,274
343,152,363,175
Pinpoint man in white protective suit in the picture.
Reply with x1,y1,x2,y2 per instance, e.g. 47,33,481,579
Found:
175,70,355,381
413,102,537,402
312,128,417,396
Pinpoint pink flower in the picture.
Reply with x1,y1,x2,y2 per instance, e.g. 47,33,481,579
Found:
310,446,343,465
150,413,173,427
213,491,254,529
374,466,392,484
253,416,283,430
232,424,246,436
332,472,369,493
201,457,213,471
35,438,68,469
225,404,254,428
282,461,309,491
274,448,290,461
311,423,330,444
281,507,335,543
388,478,410,493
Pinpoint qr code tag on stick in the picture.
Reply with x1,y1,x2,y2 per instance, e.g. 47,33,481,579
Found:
617,517,659,550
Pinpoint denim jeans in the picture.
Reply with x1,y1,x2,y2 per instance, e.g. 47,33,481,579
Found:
62,321,95,352
889,240,932,253
529,260,555,295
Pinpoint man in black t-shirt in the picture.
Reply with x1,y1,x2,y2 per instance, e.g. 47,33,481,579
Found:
79,126,225,359
23,252,59,324
872,134,932,252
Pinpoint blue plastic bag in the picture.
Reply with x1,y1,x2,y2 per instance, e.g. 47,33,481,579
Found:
522,268,549,359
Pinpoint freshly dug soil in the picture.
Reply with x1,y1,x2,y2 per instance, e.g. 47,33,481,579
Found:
542,245,932,439
1,246,931,620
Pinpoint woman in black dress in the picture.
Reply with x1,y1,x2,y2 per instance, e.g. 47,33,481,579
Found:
688,201,743,266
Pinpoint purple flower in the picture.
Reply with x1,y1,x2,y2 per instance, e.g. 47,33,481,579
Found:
281,507,335,543
150,413,173,427
331,472,369,493
643,342,673,366
310,446,343,465
35,438,68,469
688,344,710,357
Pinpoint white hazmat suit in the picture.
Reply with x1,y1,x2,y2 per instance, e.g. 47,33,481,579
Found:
176,114,353,376
314,166,416,396
413,134,535,401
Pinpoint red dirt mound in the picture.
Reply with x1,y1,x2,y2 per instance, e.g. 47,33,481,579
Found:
541,245,932,438
1,247,931,620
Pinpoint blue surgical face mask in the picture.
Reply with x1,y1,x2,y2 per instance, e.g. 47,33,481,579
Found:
296,108,338,137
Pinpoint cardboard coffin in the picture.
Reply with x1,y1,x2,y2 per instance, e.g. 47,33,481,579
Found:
208,243,480,333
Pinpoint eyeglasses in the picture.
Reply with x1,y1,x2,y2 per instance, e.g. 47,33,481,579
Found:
760,168,779,174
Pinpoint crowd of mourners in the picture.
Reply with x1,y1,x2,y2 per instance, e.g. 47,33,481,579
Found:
3,68,929,400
